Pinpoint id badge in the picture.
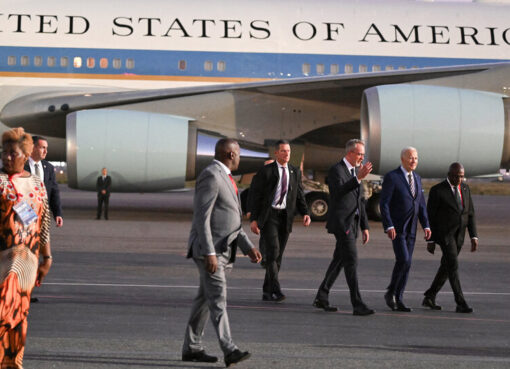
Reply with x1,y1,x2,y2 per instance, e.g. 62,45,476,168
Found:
13,201,38,227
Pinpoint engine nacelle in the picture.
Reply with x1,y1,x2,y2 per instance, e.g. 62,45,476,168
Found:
66,109,269,192
361,84,510,177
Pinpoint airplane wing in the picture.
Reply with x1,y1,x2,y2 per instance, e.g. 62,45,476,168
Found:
1,62,506,138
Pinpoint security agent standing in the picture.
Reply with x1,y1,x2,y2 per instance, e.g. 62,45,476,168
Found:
249,140,310,302
96,167,111,220
423,162,478,313
313,139,375,316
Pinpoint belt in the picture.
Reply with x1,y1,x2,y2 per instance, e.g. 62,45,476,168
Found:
271,207,286,215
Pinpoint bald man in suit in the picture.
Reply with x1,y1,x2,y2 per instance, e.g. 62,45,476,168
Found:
182,138,261,367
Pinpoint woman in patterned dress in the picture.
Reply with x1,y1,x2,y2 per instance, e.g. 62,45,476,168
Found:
0,127,52,368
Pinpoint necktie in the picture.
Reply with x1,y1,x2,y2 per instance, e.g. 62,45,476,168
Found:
408,173,416,198
228,174,238,195
277,166,287,205
351,168,355,177
454,186,463,210
34,163,41,178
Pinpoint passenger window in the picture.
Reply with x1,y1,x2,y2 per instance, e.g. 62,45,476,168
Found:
204,60,213,71
34,56,43,67
21,56,29,66
47,56,56,67
385,65,394,71
344,64,353,74
178,60,186,71
100,58,108,68
126,58,135,69
87,57,95,68
316,64,325,75
7,56,16,66
113,58,122,69
330,64,339,75
372,65,381,72
302,63,311,76
359,64,367,73
73,57,82,68
60,57,69,67
217,61,226,72
398,65,406,70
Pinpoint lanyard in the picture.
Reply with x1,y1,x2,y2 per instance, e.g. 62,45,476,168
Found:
7,172,23,202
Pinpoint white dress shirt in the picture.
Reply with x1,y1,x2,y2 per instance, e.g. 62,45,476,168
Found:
271,162,289,210
28,157,44,183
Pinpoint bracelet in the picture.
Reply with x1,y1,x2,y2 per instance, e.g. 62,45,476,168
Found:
43,255,52,260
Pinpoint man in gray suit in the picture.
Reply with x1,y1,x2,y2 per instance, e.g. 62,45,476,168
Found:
182,138,262,367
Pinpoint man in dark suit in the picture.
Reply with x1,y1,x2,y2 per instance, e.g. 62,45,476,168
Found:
380,147,431,312
249,140,310,303
25,136,63,227
423,162,478,313
96,167,112,220
182,138,261,367
313,139,375,316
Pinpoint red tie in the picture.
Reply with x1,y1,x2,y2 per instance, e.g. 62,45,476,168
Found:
228,174,238,195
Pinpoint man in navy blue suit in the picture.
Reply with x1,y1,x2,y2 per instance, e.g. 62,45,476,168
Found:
25,136,63,227
380,147,431,312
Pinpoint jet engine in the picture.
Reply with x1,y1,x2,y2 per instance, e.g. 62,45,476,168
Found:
66,109,268,192
361,84,510,177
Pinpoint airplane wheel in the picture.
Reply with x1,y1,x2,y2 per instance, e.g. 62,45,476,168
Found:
306,192,329,222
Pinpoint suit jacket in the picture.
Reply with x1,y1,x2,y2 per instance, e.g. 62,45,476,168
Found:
96,175,112,196
249,161,308,233
325,160,369,236
24,160,62,219
427,180,477,247
380,167,429,236
187,161,254,260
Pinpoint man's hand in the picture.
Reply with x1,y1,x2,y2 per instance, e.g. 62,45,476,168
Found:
471,238,478,252
362,229,369,245
55,216,63,227
386,228,396,240
101,189,106,195
357,162,373,180
248,248,262,263
427,242,435,255
204,255,218,274
303,215,311,227
250,220,260,235
424,228,432,241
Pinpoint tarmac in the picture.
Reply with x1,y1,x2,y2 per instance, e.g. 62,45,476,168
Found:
24,185,510,369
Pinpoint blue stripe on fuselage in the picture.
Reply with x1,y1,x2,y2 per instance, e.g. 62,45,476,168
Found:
0,45,504,78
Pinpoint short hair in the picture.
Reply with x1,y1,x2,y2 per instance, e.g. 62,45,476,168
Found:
32,135,47,146
345,139,364,152
401,146,417,158
214,138,239,160
448,162,464,173
275,139,290,150
2,127,33,156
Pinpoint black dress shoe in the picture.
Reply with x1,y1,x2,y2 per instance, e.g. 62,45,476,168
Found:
182,350,218,363
396,301,412,312
456,304,473,313
273,292,286,303
422,296,442,310
225,349,251,367
353,306,375,316
262,293,273,301
384,292,397,311
313,299,338,312
30,297,39,303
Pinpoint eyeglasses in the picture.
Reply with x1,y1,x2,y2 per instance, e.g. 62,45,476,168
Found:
1,150,22,158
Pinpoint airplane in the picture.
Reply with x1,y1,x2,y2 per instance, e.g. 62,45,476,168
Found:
0,0,509,193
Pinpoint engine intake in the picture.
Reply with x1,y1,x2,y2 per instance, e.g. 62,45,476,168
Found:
361,84,510,177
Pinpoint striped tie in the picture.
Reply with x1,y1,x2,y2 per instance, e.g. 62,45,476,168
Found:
408,173,416,198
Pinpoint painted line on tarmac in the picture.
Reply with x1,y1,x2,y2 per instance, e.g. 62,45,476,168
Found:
44,282,510,296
